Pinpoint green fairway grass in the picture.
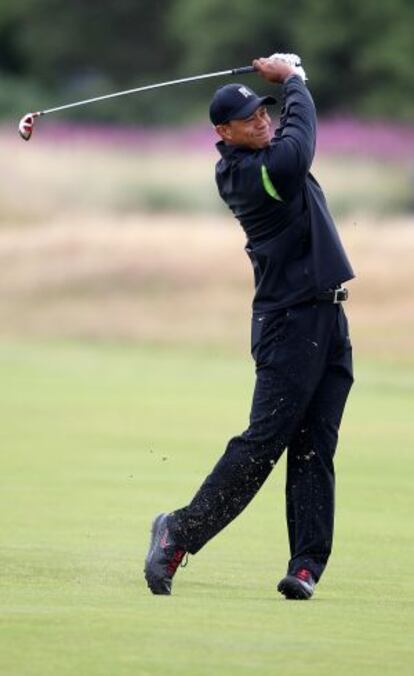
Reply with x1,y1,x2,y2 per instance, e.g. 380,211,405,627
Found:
1,342,413,675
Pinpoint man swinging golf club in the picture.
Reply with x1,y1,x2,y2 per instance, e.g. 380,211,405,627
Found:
144,56,354,600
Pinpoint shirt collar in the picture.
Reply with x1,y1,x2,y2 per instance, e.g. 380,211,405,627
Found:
216,140,256,160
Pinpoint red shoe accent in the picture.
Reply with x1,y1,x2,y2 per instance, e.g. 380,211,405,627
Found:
296,568,312,582
167,549,186,576
158,523,187,577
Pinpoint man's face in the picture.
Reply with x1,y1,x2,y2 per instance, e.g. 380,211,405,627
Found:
216,105,272,150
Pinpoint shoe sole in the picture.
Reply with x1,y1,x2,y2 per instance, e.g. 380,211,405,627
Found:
144,513,172,595
277,575,314,600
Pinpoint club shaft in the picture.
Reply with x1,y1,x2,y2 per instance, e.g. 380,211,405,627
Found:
37,66,256,117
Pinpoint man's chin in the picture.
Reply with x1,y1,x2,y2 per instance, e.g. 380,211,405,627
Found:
256,139,271,149
243,137,271,150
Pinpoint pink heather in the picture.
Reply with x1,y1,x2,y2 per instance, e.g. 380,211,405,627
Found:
3,118,414,160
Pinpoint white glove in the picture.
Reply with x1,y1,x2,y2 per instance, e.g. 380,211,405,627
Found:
268,53,307,82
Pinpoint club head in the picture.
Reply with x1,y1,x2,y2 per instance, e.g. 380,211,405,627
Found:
18,113,35,141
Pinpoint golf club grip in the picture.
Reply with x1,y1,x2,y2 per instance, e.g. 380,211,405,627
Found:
232,66,256,75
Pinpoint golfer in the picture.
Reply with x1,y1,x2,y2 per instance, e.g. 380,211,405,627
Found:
144,57,354,599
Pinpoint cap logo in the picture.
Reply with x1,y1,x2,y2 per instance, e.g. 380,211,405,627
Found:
238,86,252,99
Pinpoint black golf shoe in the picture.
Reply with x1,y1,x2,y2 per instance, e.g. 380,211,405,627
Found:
144,513,187,595
277,567,316,600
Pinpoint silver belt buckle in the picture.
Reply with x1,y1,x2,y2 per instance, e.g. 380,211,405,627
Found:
333,288,342,303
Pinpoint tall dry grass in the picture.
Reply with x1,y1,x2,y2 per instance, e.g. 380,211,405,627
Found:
0,212,413,358
1,126,413,357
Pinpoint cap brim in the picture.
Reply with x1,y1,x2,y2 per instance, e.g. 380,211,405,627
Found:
231,95,277,121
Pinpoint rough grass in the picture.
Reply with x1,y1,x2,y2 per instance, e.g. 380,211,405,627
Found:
0,342,413,675
1,127,413,356
0,214,413,358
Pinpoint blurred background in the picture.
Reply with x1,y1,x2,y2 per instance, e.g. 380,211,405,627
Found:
0,0,413,354
1,4,414,673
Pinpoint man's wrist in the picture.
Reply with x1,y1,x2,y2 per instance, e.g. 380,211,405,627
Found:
283,73,299,84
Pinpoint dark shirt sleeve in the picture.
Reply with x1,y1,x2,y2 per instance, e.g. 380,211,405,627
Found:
263,75,317,201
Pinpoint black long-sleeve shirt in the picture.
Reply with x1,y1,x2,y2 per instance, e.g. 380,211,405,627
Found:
215,75,355,313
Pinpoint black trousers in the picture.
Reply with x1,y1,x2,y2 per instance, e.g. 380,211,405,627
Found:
169,301,353,582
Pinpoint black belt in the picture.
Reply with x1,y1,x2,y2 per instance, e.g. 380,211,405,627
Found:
315,287,348,303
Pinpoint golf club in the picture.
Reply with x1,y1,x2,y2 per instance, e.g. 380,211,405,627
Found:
18,65,256,141
18,53,305,141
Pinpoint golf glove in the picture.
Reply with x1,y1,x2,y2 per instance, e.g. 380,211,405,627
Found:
269,53,307,82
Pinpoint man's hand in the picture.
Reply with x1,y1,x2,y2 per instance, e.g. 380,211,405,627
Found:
252,57,297,84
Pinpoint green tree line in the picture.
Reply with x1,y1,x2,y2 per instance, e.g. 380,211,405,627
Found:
0,0,413,123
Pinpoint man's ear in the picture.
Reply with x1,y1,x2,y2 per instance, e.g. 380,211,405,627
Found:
215,123,232,142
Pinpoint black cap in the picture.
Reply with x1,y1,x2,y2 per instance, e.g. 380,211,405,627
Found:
209,83,276,125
